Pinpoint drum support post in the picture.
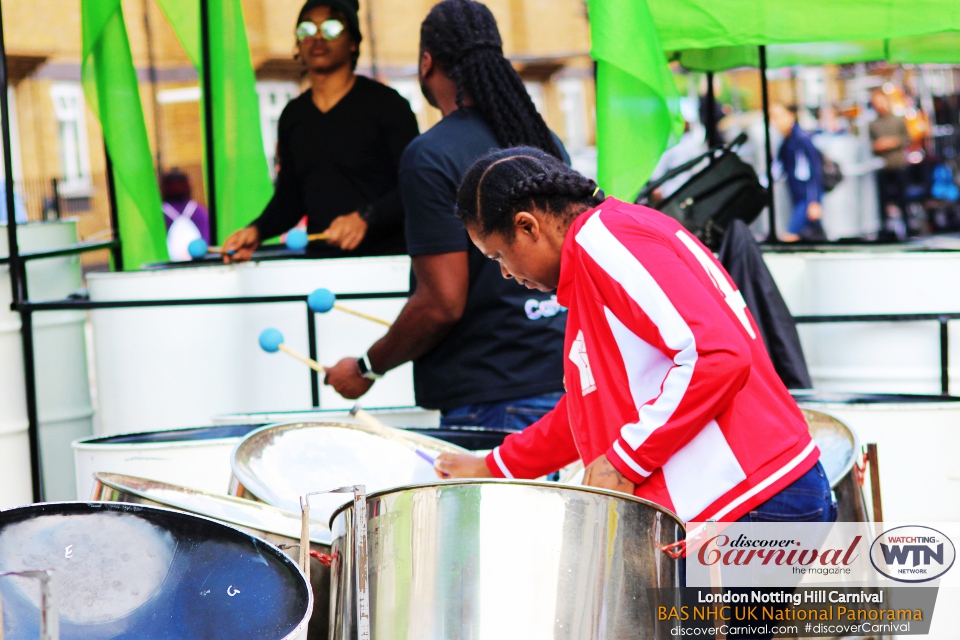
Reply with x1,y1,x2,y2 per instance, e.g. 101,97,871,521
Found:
0,569,59,640
302,485,370,640
866,444,884,522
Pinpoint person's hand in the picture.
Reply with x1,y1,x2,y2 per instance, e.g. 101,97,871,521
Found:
807,201,823,221
323,212,368,251
434,453,493,479
873,136,902,153
582,454,635,495
323,357,374,399
222,226,260,263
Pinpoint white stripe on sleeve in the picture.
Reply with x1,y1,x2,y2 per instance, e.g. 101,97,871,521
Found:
492,447,514,479
575,212,698,451
612,440,652,478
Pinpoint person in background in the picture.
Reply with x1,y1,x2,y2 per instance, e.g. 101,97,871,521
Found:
222,0,419,262
769,103,824,242
323,0,567,431
869,87,911,239
161,169,210,262
648,100,706,203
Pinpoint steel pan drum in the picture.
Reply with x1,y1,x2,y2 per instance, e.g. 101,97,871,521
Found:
230,422,468,524
91,472,332,640
73,423,263,499
330,480,684,640
0,501,311,639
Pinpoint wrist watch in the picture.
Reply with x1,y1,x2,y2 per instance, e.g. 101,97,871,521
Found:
357,204,374,223
356,353,383,380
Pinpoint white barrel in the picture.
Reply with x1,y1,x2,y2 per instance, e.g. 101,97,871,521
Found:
88,264,243,434
88,255,413,434
213,405,440,427
796,393,960,522
72,423,262,500
237,256,412,410
0,220,93,506
765,249,960,395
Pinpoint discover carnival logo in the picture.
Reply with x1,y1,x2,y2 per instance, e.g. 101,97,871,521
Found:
869,526,956,583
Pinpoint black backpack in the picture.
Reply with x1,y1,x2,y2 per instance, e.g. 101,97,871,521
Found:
636,133,767,249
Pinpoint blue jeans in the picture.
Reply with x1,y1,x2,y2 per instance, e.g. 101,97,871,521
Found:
738,460,837,523
787,200,810,235
440,392,563,431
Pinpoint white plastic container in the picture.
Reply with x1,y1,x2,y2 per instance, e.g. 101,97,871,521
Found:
72,423,262,500
796,393,960,522
765,249,960,395
1,220,93,505
88,255,413,434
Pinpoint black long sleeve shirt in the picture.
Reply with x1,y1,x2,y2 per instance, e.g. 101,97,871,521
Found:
251,76,419,257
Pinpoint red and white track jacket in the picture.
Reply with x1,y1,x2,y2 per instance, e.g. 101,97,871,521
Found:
485,199,819,523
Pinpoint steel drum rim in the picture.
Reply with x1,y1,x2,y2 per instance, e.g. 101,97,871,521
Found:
328,478,685,530
93,471,333,545
799,408,861,487
0,500,313,640
229,420,472,503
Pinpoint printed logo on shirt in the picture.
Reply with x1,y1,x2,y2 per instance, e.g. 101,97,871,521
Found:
568,329,596,395
525,295,567,321
674,230,757,340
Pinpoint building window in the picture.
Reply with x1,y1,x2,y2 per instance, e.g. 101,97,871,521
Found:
388,79,428,132
558,78,588,150
524,81,546,116
50,83,92,196
255,81,298,179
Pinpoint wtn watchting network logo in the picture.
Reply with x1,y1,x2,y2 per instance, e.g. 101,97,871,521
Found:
869,526,956,583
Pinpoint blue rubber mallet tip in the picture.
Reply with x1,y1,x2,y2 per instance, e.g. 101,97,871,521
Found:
258,328,284,353
286,229,309,251
187,238,209,259
307,288,336,313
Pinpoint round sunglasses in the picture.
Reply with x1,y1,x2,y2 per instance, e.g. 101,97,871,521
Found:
296,19,346,43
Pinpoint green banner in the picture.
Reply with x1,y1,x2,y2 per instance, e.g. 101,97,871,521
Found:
155,0,274,243
590,0,683,201
81,0,167,269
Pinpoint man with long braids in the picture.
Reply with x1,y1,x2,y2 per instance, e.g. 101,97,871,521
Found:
436,147,836,541
325,0,569,430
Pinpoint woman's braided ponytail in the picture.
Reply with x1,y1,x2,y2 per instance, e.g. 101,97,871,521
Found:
457,147,605,237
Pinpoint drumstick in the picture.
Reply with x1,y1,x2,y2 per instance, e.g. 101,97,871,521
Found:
258,328,326,373
187,238,235,259
285,229,330,251
308,288,393,327
350,405,448,476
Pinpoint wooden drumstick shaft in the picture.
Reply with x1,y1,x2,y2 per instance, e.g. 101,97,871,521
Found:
333,303,393,327
307,233,329,241
278,343,326,373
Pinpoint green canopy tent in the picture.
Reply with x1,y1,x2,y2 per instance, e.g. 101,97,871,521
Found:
590,0,960,236
82,0,272,269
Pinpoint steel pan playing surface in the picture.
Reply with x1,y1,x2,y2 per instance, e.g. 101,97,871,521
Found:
0,501,311,639
230,422,468,523
90,473,331,640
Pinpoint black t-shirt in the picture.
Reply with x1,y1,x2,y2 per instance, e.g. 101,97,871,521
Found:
400,109,567,410
251,76,419,258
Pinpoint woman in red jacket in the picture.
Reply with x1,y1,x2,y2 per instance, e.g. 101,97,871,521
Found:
436,146,836,527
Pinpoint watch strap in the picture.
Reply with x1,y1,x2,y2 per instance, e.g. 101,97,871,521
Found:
357,353,383,380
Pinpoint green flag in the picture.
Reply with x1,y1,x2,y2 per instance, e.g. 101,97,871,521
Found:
81,0,167,269
590,0,683,201
155,0,274,243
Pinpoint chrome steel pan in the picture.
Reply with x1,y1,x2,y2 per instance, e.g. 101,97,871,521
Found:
0,501,311,639
330,480,685,640
230,421,468,524
91,472,332,640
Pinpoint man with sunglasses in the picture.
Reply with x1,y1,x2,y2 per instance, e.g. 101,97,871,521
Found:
222,0,419,261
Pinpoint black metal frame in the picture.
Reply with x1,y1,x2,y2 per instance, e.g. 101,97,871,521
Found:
794,312,957,396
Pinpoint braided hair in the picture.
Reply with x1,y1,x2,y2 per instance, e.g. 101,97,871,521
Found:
421,0,562,159
456,147,605,237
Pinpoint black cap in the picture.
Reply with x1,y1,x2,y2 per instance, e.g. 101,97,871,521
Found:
297,0,362,44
